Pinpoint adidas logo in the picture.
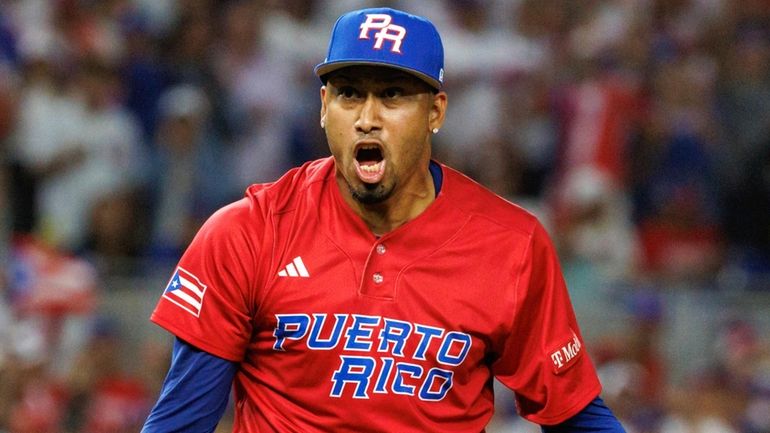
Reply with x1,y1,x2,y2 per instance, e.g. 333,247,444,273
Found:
277,256,310,278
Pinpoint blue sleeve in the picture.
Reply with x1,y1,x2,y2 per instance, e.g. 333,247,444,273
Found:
142,338,238,433
541,397,626,433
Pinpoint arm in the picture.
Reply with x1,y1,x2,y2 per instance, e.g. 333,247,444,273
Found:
142,338,238,433
541,397,626,433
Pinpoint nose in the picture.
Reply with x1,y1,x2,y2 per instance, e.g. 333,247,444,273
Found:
354,93,382,134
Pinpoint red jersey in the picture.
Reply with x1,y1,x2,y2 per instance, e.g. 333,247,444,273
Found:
151,157,601,432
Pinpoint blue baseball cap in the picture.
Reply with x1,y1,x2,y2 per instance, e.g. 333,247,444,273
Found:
314,8,444,90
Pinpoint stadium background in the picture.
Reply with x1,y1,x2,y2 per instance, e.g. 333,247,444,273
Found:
0,0,769,432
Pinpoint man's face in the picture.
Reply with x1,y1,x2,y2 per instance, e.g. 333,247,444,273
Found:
320,66,446,205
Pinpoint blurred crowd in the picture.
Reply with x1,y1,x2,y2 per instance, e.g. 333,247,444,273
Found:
0,0,769,432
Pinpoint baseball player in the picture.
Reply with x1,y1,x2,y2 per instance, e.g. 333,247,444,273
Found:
142,7,626,433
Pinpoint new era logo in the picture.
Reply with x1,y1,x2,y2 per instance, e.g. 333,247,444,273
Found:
162,266,207,317
278,256,310,278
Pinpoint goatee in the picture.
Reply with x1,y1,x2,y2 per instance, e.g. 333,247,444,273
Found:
348,181,394,205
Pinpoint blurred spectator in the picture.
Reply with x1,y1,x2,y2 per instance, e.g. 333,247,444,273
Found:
55,0,127,63
4,315,153,433
0,35,16,141
283,71,333,168
435,0,548,181
661,374,741,433
120,9,173,144
595,290,667,432
82,188,147,274
7,370,68,433
718,319,770,433
162,0,232,141
543,3,643,282
630,53,724,284
552,167,638,281
549,44,641,207
2,235,99,431
476,72,556,207
12,56,145,253
214,0,294,189
131,0,178,37
718,30,770,286
0,22,19,246
63,317,152,433
7,31,65,236
715,31,770,193
263,0,331,166
135,339,172,399
721,140,770,285
263,0,326,69
0,294,14,427
145,84,235,263
658,319,770,433
7,235,97,319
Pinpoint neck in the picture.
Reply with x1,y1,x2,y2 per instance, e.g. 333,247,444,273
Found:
338,167,435,236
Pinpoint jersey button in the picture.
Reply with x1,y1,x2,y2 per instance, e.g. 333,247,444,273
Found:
376,244,387,255
373,273,384,284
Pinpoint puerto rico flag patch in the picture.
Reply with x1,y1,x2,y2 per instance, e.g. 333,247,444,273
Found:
162,267,207,317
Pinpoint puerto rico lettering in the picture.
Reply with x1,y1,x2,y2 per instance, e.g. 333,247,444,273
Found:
273,313,472,401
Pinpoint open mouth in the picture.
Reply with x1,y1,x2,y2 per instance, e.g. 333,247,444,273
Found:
356,146,383,165
354,144,386,183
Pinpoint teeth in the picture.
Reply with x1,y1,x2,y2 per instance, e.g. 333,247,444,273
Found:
360,162,382,172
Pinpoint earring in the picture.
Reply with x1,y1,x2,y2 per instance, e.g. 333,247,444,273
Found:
320,120,325,128
432,128,439,134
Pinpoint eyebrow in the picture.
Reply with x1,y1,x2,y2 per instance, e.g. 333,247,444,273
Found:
331,72,414,85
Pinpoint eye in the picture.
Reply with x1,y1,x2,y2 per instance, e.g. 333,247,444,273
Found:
337,86,359,99
383,87,403,99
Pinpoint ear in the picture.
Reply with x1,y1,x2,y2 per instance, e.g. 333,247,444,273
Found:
428,91,447,133
319,86,328,128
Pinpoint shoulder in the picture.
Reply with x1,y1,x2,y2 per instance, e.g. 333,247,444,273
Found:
440,163,541,238
199,157,334,240
243,157,333,215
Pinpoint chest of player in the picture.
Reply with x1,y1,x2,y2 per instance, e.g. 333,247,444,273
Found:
246,212,525,403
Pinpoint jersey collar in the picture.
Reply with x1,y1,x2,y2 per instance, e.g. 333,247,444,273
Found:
315,157,470,263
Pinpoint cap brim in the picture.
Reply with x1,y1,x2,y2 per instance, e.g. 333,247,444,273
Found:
315,60,441,90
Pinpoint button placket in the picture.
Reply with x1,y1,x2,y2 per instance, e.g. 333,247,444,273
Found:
373,244,386,284
359,240,394,298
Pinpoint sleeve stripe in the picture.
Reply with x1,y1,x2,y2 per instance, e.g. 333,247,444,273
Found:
179,275,205,297
167,290,202,310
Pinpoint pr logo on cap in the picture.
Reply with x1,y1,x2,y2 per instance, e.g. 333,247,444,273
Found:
314,7,445,90
359,14,407,53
